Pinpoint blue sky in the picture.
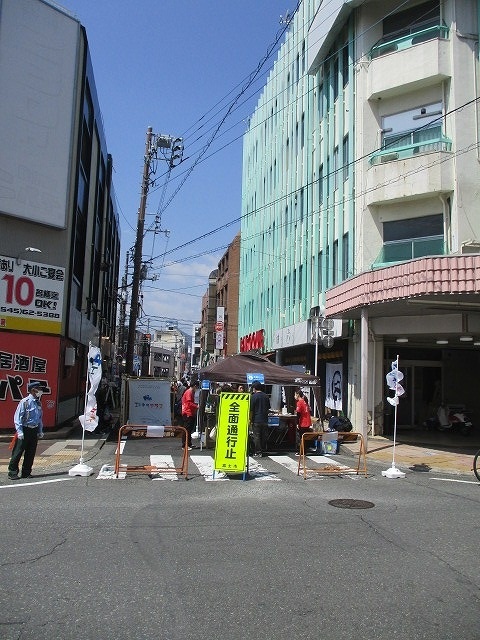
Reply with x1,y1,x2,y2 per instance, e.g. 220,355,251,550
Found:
60,0,291,334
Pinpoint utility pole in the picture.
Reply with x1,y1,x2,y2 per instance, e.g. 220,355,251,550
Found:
125,128,184,375
126,127,153,376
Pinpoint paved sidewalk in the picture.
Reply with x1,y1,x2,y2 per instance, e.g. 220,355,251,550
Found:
0,427,110,477
342,436,478,477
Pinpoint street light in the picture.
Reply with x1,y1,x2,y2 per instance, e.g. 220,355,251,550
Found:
16,246,42,265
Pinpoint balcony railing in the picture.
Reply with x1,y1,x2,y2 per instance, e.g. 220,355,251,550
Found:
369,135,452,166
372,237,445,268
369,24,449,59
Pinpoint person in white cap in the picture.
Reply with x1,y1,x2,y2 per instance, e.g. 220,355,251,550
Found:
8,381,46,480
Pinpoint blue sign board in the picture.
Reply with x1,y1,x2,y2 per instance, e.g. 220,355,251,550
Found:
246,372,265,384
201,379,211,390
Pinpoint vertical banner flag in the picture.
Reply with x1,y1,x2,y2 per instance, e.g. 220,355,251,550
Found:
79,344,102,432
386,360,405,405
325,363,343,411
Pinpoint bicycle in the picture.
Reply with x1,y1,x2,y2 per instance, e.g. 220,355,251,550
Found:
473,449,480,481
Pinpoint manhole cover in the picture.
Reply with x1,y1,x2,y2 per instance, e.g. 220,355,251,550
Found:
328,499,375,509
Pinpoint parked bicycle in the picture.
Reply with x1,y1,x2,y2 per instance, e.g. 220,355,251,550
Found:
473,449,480,481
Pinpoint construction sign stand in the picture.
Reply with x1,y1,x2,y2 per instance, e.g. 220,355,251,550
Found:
213,392,250,480
297,431,367,479
114,424,189,479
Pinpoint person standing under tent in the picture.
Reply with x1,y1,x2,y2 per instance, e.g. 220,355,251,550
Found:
294,389,312,456
250,382,270,457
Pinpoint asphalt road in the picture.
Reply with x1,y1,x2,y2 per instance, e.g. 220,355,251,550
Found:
0,440,479,640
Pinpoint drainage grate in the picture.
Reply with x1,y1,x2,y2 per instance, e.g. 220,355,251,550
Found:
328,499,375,509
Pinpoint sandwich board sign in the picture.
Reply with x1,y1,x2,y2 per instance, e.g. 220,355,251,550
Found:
213,392,250,478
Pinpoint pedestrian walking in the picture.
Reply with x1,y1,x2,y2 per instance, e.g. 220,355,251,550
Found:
250,381,270,457
181,380,199,450
8,381,46,480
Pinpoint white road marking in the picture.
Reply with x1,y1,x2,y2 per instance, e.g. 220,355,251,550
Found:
92,452,364,482
269,455,300,474
247,456,281,480
190,455,228,481
114,439,126,455
0,478,72,489
430,477,479,485
149,455,179,480
96,464,126,479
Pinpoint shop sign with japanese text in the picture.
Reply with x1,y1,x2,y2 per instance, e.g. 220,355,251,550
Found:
0,332,59,429
0,255,65,334
213,392,250,474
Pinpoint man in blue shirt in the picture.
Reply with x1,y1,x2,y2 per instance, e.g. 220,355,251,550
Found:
8,381,46,480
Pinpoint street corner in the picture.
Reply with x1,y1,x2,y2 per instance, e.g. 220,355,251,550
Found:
0,436,109,479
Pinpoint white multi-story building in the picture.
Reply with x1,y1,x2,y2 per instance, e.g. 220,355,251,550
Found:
241,0,480,441
0,0,120,430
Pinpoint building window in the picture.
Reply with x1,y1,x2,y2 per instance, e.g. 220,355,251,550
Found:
333,147,339,190
333,56,339,102
370,102,450,164
342,232,349,280
377,214,444,265
383,0,440,40
370,0,443,58
342,135,349,182
318,164,324,204
333,240,338,285
318,81,324,120
318,251,323,293
382,102,443,150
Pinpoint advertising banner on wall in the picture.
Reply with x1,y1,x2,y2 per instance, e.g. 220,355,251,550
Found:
0,331,59,429
0,256,65,335
325,363,343,411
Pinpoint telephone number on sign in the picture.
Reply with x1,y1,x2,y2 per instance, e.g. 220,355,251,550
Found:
1,307,60,319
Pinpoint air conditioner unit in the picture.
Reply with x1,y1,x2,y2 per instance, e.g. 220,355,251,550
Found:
65,347,76,366
380,152,399,163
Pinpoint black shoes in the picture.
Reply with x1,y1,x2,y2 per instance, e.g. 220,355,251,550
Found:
8,474,19,480
21,474,32,479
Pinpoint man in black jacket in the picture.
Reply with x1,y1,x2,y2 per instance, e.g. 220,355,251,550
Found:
250,382,270,457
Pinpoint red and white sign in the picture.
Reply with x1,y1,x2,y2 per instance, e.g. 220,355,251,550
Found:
215,306,225,350
0,256,65,335
240,329,265,352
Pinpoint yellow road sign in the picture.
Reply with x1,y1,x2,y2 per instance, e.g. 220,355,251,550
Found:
213,392,250,473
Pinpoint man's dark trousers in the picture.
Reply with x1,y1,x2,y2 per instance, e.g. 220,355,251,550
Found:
8,428,39,477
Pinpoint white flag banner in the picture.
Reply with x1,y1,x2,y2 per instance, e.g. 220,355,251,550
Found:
325,363,343,411
79,344,102,432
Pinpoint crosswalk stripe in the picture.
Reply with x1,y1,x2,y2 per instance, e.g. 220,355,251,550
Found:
246,456,281,481
149,455,179,480
190,455,228,481
95,453,356,480
269,455,301,474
